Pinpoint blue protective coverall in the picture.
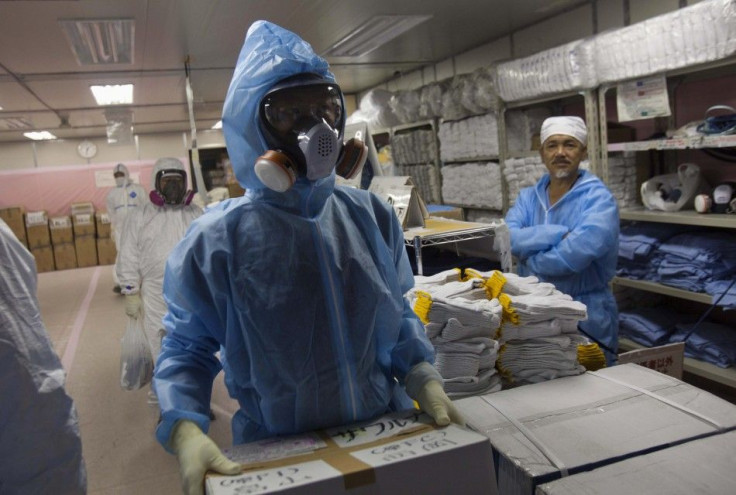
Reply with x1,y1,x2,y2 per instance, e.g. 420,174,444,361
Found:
0,219,86,493
154,20,435,448
505,169,620,358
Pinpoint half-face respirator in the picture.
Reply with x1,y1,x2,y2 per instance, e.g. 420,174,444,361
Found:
254,74,367,192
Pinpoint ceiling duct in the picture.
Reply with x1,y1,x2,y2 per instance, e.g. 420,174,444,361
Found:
59,18,135,65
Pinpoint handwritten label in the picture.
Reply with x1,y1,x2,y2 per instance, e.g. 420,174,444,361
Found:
207,461,338,494
326,411,427,448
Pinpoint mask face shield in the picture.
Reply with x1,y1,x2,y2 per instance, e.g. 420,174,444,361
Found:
155,169,187,205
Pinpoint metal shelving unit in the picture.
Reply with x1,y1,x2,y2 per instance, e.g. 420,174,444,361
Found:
612,277,712,304
619,208,736,229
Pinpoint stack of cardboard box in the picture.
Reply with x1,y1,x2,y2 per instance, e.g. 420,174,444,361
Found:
49,216,77,270
0,206,28,248
25,211,54,272
71,202,98,268
95,211,116,265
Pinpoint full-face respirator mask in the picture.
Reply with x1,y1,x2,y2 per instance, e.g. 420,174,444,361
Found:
254,74,367,192
149,168,194,206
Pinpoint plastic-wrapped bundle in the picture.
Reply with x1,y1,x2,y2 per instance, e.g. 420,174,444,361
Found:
607,152,639,209
441,76,473,122
389,89,421,124
595,0,736,84
355,89,400,130
495,38,596,102
441,162,503,210
438,114,499,161
503,155,547,206
469,66,500,113
391,129,437,165
418,81,447,120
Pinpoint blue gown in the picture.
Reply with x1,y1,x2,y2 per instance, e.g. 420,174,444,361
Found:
505,170,620,360
154,20,434,448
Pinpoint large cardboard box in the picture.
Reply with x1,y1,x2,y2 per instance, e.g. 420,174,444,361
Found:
455,364,736,495
49,216,74,245
74,235,98,267
72,213,96,237
206,411,496,495
30,245,54,272
25,211,50,248
537,430,736,494
0,206,27,246
96,237,117,265
53,242,77,270
95,211,112,238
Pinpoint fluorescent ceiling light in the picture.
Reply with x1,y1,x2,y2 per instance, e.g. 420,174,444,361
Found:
90,84,134,105
212,120,223,129
59,18,134,65
323,15,432,58
24,131,57,140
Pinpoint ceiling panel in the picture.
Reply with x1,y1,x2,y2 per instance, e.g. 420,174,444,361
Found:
0,0,592,143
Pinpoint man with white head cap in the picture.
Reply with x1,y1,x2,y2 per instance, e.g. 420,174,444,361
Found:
106,163,147,293
116,157,202,404
505,116,619,364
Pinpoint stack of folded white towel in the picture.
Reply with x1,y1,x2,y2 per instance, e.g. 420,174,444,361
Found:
503,156,547,206
411,273,503,398
485,271,588,385
411,268,589,393
438,114,499,160
607,152,638,209
441,162,503,210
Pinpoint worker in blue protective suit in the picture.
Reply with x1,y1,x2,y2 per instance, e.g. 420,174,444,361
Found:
0,219,87,494
505,116,620,365
153,20,463,495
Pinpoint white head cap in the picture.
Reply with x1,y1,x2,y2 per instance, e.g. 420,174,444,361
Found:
540,116,587,146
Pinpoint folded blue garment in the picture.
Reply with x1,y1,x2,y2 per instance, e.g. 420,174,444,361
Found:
706,279,736,310
619,307,695,347
670,321,736,368
658,231,736,265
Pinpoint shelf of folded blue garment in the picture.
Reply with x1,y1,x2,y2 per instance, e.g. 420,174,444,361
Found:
619,208,736,229
608,134,736,152
612,277,712,304
619,337,736,388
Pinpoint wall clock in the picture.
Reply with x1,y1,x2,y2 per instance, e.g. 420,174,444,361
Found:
77,140,98,159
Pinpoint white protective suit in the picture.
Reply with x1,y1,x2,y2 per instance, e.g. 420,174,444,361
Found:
116,158,202,360
0,219,87,494
106,163,147,247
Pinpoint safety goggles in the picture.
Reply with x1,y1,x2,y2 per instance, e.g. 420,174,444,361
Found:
260,83,343,138
156,168,186,191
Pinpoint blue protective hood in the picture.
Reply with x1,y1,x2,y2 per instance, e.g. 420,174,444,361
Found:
222,20,335,191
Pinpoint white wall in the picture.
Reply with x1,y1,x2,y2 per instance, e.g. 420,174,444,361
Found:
0,129,226,171
359,0,690,99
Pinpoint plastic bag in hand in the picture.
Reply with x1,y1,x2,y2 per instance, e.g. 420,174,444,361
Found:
119,315,154,391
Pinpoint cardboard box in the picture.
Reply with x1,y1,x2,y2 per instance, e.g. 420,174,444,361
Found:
72,213,96,237
0,206,27,246
95,211,112,238
206,411,496,495
427,205,464,221
617,342,685,379
96,237,117,265
25,211,50,249
70,201,95,216
454,363,736,495
537,430,736,494
74,235,98,267
53,242,77,270
49,216,74,245
30,245,54,272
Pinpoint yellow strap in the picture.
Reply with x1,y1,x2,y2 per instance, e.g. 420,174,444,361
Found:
577,343,607,371
413,291,433,325
498,293,519,324
483,270,507,300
